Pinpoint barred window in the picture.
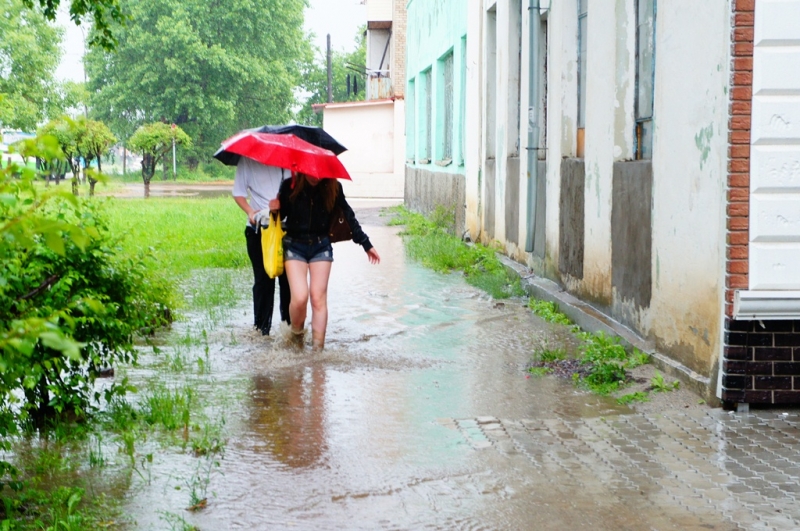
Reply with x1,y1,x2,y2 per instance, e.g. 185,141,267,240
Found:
635,0,656,159
441,51,454,163
407,78,416,161
459,36,467,165
425,68,432,162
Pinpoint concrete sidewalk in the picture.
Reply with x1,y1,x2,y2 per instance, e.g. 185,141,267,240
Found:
460,408,800,530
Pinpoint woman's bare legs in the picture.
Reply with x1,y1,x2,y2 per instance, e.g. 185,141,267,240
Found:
284,259,332,350
284,260,310,335
308,261,332,350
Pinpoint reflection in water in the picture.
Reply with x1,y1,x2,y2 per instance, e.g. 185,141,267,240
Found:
119,221,658,529
249,368,327,468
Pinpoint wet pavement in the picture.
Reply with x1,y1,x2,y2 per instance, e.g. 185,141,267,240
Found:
120,206,800,530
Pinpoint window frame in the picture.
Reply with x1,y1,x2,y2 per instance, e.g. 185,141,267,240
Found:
634,0,657,160
576,0,588,157
437,49,455,166
407,77,416,163
421,67,433,164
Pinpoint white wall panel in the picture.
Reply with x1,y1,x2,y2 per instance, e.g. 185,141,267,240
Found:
754,0,800,43
751,145,800,192
751,195,800,241
753,49,800,94
749,0,800,290
751,96,800,143
750,244,800,289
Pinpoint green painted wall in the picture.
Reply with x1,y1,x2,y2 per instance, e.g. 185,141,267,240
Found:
406,0,468,174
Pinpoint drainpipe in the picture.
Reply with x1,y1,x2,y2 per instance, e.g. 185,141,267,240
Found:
525,0,541,253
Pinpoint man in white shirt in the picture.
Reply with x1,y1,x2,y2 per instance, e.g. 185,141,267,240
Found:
232,157,290,335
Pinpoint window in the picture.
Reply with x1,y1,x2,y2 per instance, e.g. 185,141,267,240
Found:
509,0,522,156
486,7,497,159
635,0,656,159
459,36,467,165
425,69,432,163
577,0,588,157
407,78,416,162
439,51,454,164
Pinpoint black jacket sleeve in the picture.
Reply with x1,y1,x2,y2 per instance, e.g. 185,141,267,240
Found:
337,183,373,252
278,178,292,220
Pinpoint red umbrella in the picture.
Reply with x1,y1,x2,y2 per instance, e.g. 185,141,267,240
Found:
218,131,351,180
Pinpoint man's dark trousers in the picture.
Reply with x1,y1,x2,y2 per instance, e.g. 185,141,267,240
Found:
245,225,290,335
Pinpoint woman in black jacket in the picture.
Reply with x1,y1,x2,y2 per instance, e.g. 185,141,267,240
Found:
275,173,380,350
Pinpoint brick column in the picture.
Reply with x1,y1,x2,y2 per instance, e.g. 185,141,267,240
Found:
724,1,753,318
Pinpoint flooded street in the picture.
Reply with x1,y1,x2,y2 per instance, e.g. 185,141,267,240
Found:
114,207,800,530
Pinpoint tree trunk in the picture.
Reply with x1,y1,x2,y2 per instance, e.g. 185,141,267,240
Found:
123,146,127,176
142,153,155,198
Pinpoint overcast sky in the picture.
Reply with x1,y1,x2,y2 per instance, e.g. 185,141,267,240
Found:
55,0,367,83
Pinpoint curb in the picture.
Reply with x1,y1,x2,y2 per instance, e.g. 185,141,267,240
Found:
497,254,717,404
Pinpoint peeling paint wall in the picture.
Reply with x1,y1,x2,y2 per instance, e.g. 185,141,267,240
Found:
647,1,731,376
456,0,731,382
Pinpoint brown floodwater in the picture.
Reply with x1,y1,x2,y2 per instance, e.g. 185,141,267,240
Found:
12,202,800,529
111,214,640,530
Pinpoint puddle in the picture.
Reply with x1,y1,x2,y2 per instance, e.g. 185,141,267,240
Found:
103,220,632,530
7,216,631,530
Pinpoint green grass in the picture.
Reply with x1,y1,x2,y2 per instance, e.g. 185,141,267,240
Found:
389,205,524,299
617,391,650,405
573,332,652,395
102,196,248,274
538,347,567,363
650,371,680,392
528,299,572,325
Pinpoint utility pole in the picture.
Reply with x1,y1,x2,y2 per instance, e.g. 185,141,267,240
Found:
327,34,333,103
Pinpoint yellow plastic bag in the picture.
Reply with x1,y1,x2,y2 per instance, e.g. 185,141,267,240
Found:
261,213,285,279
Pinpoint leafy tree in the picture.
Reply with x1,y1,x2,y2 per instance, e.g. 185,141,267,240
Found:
77,119,116,195
128,122,190,197
85,0,310,168
297,28,367,126
0,0,63,131
38,117,83,192
23,0,127,50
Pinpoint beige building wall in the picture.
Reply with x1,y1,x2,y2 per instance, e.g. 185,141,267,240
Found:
367,0,392,21
323,100,404,199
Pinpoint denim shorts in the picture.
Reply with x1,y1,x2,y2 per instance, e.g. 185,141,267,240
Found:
283,236,334,263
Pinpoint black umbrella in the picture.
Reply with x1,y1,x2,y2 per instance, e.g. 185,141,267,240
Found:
256,125,347,155
214,124,347,166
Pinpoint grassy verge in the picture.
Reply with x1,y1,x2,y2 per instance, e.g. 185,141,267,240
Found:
2,197,247,529
387,205,524,299
102,196,247,274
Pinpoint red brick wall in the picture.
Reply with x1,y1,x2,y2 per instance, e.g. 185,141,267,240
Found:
725,0,754,317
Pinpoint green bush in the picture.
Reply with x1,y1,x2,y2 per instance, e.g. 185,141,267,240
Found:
0,137,174,477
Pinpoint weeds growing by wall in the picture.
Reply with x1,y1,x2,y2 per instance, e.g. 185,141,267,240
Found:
387,206,524,299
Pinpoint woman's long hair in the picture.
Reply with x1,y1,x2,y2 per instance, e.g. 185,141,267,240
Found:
289,173,339,212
